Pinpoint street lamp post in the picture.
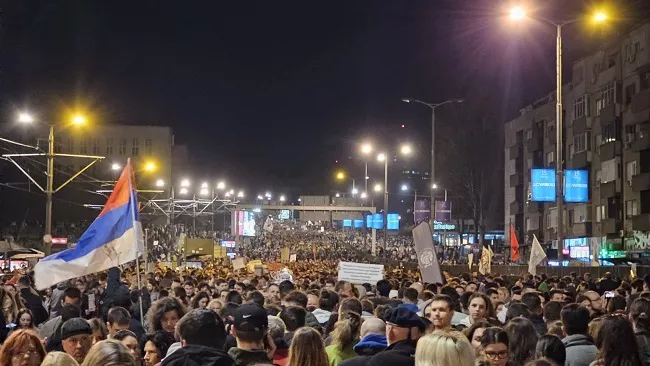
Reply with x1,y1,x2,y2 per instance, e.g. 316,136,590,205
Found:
508,6,607,260
402,98,463,225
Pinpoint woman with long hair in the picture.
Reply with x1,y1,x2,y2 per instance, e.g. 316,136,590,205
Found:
14,309,35,331
87,318,108,345
81,340,137,366
140,331,175,366
504,317,538,365
325,310,361,365
630,297,650,365
146,297,186,335
463,321,491,355
415,331,475,366
0,288,20,326
190,291,211,309
286,327,328,366
592,315,642,366
0,329,46,366
461,293,496,327
479,327,510,366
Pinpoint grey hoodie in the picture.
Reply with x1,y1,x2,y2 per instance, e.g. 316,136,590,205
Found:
563,334,598,366
48,282,69,319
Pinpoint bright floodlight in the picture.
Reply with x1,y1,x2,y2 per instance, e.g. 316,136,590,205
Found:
509,6,526,20
18,112,34,123
217,181,226,190
432,183,438,189
155,179,165,188
336,172,345,180
111,163,121,171
335,193,340,198
594,12,607,22
72,115,86,125
377,153,386,162
237,191,244,198
201,182,208,189
279,195,286,202
257,195,263,200
144,161,157,172
265,192,272,198
374,183,382,192
361,143,373,155
352,188,359,195
180,179,190,187
225,192,231,197
401,184,408,191
360,192,368,199
401,98,411,103
401,145,412,155
200,188,209,196
179,187,188,195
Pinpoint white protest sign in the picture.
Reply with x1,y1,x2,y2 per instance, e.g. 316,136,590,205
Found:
338,261,384,284
232,258,246,271
290,254,297,262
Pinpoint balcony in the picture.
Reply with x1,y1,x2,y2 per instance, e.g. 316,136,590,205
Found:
526,137,542,152
569,151,591,169
510,173,523,187
599,140,621,161
601,218,621,234
632,131,650,152
599,104,618,124
572,116,591,135
509,144,521,160
631,88,650,114
510,201,523,214
527,202,543,213
599,180,620,198
632,172,650,192
571,222,593,237
633,213,650,232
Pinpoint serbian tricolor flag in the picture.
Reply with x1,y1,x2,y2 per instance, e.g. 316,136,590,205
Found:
510,224,520,262
35,160,144,290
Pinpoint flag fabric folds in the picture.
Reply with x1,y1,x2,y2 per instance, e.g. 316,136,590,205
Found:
34,161,144,290
528,234,547,275
479,245,493,275
510,224,520,261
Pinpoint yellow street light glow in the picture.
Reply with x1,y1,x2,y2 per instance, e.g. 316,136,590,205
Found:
336,172,345,180
155,179,165,188
377,153,386,162
401,145,412,155
361,143,373,155
180,179,190,187
72,115,86,125
509,6,526,20
217,181,226,190
18,112,34,123
144,161,157,172
594,12,607,22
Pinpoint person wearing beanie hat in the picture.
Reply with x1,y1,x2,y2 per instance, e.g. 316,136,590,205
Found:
61,317,93,364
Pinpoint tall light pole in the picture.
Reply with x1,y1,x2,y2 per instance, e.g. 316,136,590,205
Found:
508,6,608,260
402,97,463,225
361,142,373,195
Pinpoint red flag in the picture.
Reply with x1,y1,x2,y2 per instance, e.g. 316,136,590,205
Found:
510,224,520,261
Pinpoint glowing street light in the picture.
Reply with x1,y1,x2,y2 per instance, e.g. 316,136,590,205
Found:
200,188,209,196
352,188,359,195
155,179,165,188
594,12,607,22
265,192,272,199
179,187,189,195
111,163,121,171
361,143,373,155
217,181,226,190
401,184,408,191
400,144,412,155
335,193,340,198
377,153,386,162
336,172,346,180
201,182,208,189
72,115,86,125
237,191,244,198
279,195,286,202
360,192,367,199
257,195,264,200
17,112,34,123
143,161,157,172
508,6,526,20
374,184,382,192
432,183,438,189
225,192,231,198
180,179,190,187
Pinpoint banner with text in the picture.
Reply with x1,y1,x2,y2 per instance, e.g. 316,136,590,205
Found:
338,261,384,284
412,222,444,284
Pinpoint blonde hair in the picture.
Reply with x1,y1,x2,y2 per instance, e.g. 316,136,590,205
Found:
81,340,137,366
415,331,475,366
41,351,80,366
331,311,361,350
286,327,328,366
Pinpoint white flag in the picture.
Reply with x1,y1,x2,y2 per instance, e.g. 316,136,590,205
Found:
528,234,547,275
468,253,474,271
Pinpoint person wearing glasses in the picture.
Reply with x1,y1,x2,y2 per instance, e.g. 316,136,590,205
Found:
478,327,510,366
0,329,46,366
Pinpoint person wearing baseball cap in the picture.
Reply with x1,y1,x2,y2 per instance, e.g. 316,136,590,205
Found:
227,304,276,366
366,307,425,366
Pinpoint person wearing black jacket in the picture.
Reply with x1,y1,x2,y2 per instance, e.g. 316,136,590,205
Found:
365,307,425,366
162,308,234,366
340,318,387,366
100,267,130,321
17,275,48,326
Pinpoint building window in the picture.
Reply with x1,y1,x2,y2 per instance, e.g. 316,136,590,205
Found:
119,139,127,155
595,169,602,186
627,161,637,185
79,140,88,154
546,121,555,137
596,205,605,223
595,81,616,115
546,213,552,229
601,124,616,143
525,129,533,140
106,138,113,155
92,139,100,155
67,139,74,153
132,138,139,156
573,131,591,154
546,151,555,164
573,95,588,120
626,83,637,105
144,139,152,155
606,52,618,69
626,200,638,218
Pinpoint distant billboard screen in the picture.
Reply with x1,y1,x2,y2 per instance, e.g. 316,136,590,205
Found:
353,219,364,228
237,211,256,237
366,215,373,228
531,169,556,202
221,240,237,259
387,214,399,230
564,169,589,203
343,219,352,227
372,214,384,229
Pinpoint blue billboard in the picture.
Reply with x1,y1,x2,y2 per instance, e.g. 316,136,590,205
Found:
366,215,373,228
531,168,556,202
434,201,452,222
353,219,363,228
564,169,589,203
387,214,399,230
372,214,384,229
343,219,352,228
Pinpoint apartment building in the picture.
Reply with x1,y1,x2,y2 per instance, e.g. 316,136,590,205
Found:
504,21,650,262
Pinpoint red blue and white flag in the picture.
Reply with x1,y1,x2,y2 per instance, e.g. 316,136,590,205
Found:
35,160,144,290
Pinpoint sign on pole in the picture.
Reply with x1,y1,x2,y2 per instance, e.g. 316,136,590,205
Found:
337,261,384,284
414,200,430,224
412,222,444,284
434,201,452,222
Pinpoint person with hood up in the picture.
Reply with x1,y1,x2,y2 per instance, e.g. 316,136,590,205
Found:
100,267,130,321
162,308,234,366
48,281,70,320
339,317,387,366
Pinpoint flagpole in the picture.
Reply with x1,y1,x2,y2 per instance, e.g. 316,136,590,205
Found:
126,158,144,326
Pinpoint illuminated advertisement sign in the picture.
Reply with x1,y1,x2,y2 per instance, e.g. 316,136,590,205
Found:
434,201,452,222
221,240,236,259
565,237,590,259
366,215,373,228
372,214,384,229
353,219,364,228
343,219,352,228
564,170,589,203
531,169,556,202
237,211,256,237
387,214,399,230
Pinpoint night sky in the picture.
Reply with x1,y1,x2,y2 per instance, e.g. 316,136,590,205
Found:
2,0,649,196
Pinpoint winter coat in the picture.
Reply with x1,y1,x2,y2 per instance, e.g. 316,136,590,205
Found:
162,345,235,366
563,334,598,366
339,334,387,366
19,288,48,326
366,340,416,366
636,330,650,366
48,282,68,319
227,347,273,366
326,340,358,366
